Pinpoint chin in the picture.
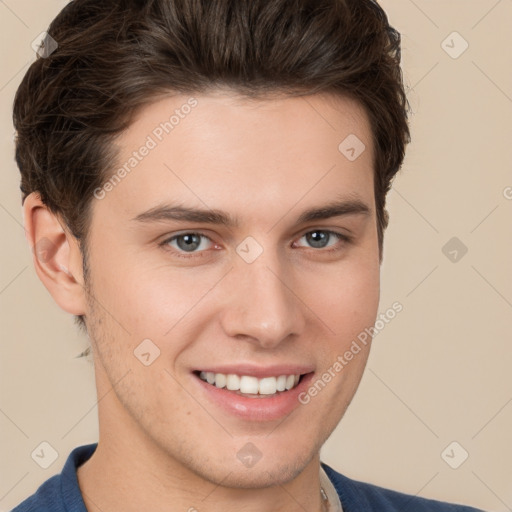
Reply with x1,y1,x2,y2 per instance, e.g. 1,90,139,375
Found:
182,440,320,490
208,460,309,489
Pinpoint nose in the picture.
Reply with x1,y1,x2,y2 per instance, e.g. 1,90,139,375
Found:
219,251,306,349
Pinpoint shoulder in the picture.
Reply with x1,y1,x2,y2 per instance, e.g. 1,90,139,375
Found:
9,443,97,512
321,463,486,512
10,474,63,512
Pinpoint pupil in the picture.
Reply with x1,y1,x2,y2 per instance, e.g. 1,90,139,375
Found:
177,234,200,251
307,231,328,248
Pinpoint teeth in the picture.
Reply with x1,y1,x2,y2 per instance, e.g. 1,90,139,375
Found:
226,374,240,390
276,375,287,392
258,377,277,395
198,372,302,395
240,375,259,394
215,373,227,388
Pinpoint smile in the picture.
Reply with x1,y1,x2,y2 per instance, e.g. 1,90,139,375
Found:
197,371,302,396
191,365,315,421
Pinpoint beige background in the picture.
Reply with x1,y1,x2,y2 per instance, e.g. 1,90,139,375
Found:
1,1,511,511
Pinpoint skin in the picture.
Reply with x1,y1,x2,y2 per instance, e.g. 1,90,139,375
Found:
24,90,381,512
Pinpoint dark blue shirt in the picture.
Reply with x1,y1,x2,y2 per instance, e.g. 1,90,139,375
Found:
11,443,485,511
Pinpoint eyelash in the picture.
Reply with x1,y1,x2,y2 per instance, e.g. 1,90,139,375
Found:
159,229,352,259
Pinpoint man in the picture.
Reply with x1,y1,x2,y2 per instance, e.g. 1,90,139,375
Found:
11,0,485,511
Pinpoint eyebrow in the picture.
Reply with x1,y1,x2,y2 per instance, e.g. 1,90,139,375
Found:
131,196,371,228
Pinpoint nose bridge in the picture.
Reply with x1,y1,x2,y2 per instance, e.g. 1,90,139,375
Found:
220,247,305,347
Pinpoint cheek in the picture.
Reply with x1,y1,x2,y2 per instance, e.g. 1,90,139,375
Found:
93,249,213,337
303,256,380,339
298,262,379,419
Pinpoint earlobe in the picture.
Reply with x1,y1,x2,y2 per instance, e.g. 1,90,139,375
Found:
23,192,87,316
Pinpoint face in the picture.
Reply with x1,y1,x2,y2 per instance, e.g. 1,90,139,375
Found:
83,90,380,488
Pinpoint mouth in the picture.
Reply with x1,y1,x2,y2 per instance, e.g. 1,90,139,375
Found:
194,370,305,398
190,365,315,421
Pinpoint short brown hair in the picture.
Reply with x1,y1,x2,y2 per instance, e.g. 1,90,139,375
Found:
13,0,410,330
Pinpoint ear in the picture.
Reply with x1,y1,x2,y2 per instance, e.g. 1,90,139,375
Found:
23,192,87,316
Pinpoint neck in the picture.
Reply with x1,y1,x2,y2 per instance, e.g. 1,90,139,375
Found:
77,438,325,512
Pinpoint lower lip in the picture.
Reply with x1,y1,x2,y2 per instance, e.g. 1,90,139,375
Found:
193,372,315,422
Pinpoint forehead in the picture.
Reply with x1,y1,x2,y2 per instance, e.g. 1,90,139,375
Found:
94,90,375,224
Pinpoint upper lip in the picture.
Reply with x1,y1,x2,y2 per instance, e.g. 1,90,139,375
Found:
194,363,315,378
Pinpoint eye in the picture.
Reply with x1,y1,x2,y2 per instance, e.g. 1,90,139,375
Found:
160,229,351,259
161,232,214,254
294,230,350,251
